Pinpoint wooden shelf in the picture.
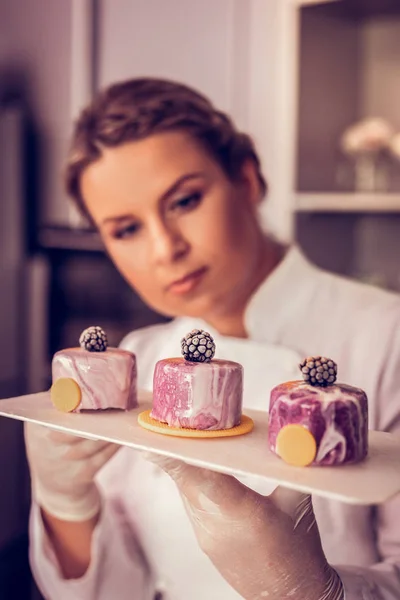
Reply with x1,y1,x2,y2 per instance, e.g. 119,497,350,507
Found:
295,193,400,213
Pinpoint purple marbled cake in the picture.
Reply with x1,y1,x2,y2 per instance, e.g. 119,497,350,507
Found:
268,381,368,465
151,358,243,430
52,347,137,412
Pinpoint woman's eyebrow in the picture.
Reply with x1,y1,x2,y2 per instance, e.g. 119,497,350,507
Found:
101,214,135,226
159,172,205,203
101,172,205,226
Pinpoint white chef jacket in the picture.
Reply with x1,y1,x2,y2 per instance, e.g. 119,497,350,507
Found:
29,246,400,599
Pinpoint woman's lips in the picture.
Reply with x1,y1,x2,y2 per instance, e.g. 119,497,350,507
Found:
168,267,208,295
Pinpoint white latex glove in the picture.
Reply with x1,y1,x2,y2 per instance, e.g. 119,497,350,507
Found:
24,423,119,521
144,455,344,600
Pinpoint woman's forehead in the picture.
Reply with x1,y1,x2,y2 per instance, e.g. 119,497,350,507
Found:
81,132,219,219
117,132,212,170
89,133,216,184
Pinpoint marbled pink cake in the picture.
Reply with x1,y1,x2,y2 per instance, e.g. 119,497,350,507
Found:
52,347,138,412
151,357,243,430
268,380,368,466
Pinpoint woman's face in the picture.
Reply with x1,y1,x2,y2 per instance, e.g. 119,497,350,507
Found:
81,131,265,320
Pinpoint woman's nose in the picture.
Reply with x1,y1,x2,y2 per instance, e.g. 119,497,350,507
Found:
149,222,189,265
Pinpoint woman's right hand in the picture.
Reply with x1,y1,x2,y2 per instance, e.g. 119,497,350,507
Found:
24,423,119,522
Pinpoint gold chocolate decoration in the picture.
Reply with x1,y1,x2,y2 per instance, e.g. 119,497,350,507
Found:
276,424,317,467
50,377,82,412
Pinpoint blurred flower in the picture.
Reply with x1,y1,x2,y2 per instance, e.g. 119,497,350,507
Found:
340,117,394,156
389,132,400,161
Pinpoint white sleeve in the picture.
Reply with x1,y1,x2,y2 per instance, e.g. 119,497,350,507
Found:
29,448,155,600
29,500,154,600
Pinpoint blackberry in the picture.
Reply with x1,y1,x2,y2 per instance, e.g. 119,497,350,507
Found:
79,326,108,352
181,329,215,363
299,356,337,386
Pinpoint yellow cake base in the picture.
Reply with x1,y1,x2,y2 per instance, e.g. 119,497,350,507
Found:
138,410,254,438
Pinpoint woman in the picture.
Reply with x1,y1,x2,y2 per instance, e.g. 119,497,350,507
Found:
25,78,400,600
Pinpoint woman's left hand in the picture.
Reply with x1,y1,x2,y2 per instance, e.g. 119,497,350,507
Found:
144,455,344,600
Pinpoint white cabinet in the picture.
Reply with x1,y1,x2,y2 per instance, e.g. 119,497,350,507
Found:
295,0,400,210
294,0,400,291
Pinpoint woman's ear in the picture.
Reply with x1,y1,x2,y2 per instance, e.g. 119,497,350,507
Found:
239,159,265,209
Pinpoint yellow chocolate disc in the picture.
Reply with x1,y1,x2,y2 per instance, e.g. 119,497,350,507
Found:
50,378,82,413
138,410,254,438
276,424,317,467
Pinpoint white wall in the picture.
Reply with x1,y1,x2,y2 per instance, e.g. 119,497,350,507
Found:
98,0,297,240
99,0,244,120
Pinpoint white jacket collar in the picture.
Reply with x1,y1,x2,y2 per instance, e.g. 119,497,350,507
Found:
173,246,321,346
244,245,321,343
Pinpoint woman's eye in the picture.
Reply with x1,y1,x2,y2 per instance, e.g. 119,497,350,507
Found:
113,223,140,240
172,192,202,211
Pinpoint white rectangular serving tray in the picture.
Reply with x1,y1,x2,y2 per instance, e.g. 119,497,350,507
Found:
1,390,400,506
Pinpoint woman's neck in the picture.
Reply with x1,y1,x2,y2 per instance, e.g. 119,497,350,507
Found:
205,237,286,339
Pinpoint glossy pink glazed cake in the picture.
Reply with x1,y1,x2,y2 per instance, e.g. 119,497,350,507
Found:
51,326,137,412
268,356,368,466
151,357,243,430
